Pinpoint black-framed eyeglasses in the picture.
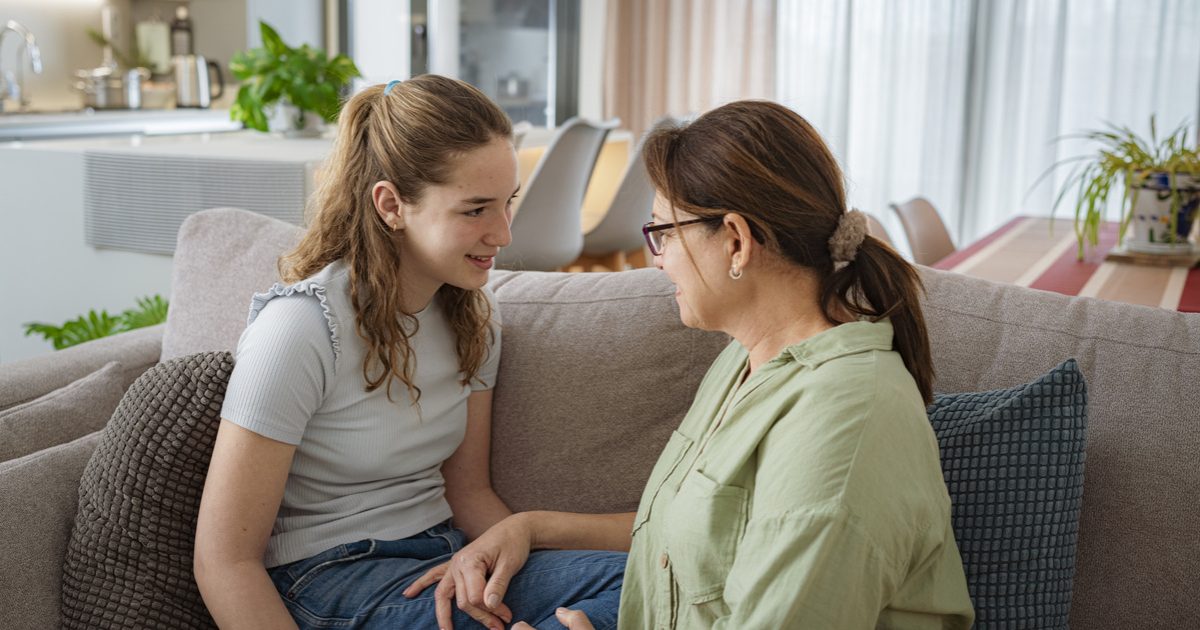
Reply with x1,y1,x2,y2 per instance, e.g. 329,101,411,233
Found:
642,218,721,256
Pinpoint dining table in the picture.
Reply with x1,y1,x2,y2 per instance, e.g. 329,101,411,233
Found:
932,216,1200,313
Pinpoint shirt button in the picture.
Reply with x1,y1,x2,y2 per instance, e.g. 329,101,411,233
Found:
659,552,669,569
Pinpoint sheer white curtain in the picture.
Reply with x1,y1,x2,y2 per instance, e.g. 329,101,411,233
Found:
777,0,1200,251
605,0,775,136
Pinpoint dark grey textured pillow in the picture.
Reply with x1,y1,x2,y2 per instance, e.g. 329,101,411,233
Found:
0,361,125,463
61,352,231,630
928,359,1088,630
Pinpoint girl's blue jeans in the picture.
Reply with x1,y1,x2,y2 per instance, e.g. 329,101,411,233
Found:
266,521,626,629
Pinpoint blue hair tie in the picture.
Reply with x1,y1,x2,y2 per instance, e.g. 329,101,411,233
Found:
384,79,402,95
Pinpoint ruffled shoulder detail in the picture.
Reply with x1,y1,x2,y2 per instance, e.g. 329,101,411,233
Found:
247,278,341,367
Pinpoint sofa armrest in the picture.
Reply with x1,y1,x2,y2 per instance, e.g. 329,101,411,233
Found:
0,324,163,412
0,431,102,628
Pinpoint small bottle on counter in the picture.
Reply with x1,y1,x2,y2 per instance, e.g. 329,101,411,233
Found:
170,5,193,56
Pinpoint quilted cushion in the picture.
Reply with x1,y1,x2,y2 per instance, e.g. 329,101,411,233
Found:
929,359,1088,630
61,352,231,629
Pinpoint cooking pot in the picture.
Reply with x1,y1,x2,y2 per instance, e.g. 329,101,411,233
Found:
74,67,150,109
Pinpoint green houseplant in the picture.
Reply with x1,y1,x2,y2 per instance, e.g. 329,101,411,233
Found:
23,295,168,350
1044,117,1200,259
229,21,360,135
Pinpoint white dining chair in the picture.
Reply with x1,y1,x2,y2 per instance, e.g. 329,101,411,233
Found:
512,120,533,150
574,117,680,271
496,117,620,271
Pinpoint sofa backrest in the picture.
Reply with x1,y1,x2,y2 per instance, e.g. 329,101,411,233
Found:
164,208,731,513
919,267,1200,630
167,208,1199,629
160,208,301,360
486,269,728,513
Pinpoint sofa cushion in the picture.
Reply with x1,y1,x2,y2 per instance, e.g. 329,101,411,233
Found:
0,325,161,413
0,431,101,630
919,266,1200,628
486,269,729,513
161,208,300,360
929,359,1087,629
61,352,231,630
0,361,125,463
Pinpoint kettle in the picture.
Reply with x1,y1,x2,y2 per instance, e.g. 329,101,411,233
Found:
172,54,224,108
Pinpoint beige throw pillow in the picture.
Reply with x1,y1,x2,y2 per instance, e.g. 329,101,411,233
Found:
0,361,125,463
0,431,102,629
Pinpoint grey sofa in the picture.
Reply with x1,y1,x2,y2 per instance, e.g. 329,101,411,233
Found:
1,208,1197,629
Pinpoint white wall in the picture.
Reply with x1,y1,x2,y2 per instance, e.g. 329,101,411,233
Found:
350,0,411,87
245,0,323,49
0,143,174,363
577,0,604,121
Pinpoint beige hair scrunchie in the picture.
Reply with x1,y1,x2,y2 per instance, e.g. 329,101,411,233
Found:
828,209,868,271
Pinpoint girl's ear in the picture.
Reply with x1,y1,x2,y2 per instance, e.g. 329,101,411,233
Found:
372,181,405,230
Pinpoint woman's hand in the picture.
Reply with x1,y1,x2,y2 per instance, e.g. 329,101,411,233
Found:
404,559,513,630
513,608,595,630
405,514,534,629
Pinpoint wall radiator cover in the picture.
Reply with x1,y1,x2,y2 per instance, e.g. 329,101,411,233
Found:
84,150,309,255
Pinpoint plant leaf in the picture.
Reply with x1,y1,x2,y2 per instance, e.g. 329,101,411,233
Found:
22,322,66,349
120,295,169,330
232,20,359,132
260,21,290,58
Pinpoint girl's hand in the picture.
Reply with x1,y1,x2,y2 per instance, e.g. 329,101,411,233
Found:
513,607,595,630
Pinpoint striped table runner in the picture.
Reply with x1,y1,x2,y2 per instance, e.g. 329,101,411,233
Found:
933,216,1200,312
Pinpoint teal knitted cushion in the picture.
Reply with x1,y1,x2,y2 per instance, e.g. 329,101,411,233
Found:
928,359,1088,630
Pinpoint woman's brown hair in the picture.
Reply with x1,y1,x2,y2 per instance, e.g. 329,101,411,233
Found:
279,75,512,403
642,100,935,403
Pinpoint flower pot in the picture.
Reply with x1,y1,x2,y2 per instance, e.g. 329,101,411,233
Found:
1126,173,1200,254
266,100,325,138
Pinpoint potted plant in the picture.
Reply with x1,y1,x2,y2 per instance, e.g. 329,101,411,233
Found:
23,295,168,350
1044,117,1200,259
229,21,360,137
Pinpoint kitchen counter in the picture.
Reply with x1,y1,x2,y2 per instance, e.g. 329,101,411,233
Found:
0,107,243,142
1,127,334,158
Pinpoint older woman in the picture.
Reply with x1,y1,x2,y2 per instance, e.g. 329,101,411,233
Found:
411,100,975,629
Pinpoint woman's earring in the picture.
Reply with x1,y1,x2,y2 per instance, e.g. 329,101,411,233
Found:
729,266,742,280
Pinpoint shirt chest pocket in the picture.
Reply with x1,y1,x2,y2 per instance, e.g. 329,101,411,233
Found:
663,468,749,605
632,431,694,536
